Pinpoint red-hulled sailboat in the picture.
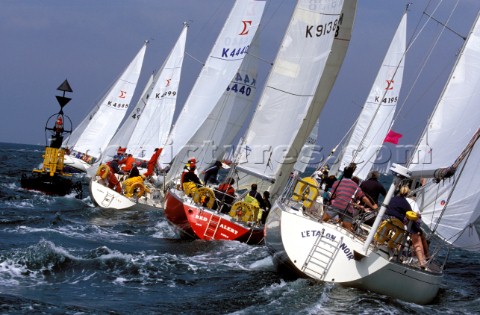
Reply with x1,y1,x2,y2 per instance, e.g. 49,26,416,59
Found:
164,187,265,244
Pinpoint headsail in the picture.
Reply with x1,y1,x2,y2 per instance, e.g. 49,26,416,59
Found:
329,11,407,180
408,12,480,250
65,41,147,159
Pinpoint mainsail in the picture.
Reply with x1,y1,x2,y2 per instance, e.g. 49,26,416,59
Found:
235,0,356,198
158,0,266,168
166,31,260,181
108,24,188,161
65,42,147,159
329,11,407,180
408,12,480,250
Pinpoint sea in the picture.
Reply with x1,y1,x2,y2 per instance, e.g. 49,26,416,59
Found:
1,142,480,314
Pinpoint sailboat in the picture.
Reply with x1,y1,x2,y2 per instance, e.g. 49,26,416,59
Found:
62,41,147,173
163,0,357,244
264,7,480,304
89,24,188,210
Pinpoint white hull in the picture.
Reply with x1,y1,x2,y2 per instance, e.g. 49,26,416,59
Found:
265,200,443,304
63,155,91,173
89,179,164,211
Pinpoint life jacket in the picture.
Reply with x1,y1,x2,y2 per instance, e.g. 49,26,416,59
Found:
121,156,136,171
123,176,149,198
218,183,234,196
96,164,121,193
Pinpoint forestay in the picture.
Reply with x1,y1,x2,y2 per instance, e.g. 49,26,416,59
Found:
408,13,480,250
235,0,355,198
158,0,266,168
66,42,147,159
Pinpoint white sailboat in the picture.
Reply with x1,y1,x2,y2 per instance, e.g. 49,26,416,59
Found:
63,42,148,173
265,7,480,304
163,0,357,244
89,24,188,210
329,11,406,180
163,0,266,243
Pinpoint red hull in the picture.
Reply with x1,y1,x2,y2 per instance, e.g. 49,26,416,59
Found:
164,189,264,245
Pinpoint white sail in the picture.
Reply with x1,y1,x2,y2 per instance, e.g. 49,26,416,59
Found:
107,72,155,156
125,24,187,160
66,42,147,159
158,0,266,168
166,31,260,180
330,12,407,180
293,119,320,174
409,12,480,250
236,0,354,198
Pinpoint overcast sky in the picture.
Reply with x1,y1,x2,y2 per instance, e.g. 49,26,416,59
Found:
1,0,479,164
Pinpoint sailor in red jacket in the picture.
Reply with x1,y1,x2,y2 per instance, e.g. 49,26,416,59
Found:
119,154,136,173
143,148,162,177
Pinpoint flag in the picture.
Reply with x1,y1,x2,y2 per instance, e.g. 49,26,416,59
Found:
384,130,403,144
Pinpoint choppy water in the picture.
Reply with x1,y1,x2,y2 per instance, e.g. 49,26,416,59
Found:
1,142,480,314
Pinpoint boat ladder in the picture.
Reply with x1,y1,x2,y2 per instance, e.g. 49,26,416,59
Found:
301,229,343,280
203,214,221,240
